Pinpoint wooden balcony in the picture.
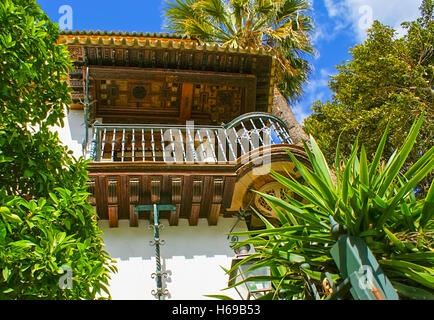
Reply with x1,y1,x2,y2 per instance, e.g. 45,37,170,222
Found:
85,113,309,228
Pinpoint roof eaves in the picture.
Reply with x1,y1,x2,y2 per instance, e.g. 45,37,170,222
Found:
59,33,272,56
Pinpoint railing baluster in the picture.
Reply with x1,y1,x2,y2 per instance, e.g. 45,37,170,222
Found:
169,129,177,162
121,129,126,162
274,120,292,144
151,129,156,162
232,127,246,155
111,129,116,161
100,128,107,161
268,119,285,144
178,129,186,162
224,129,237,161
259,118,271,145
249,119,264,146
196,130,208,162
240,121,255,150
187,127,197,162
90,128,98,161
206,129,217,162
160,129,166,162
89,113,292,164
215,129,228,162
132,129,136,162
142,129,146,161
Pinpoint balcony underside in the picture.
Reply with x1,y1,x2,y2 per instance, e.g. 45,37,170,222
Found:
87,144,309,228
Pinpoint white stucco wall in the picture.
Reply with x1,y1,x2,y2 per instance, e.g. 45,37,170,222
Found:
51,107,88,159
99,217,248,300
56,108,248,300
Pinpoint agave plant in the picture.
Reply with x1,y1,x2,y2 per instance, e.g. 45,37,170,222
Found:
221,115,433,300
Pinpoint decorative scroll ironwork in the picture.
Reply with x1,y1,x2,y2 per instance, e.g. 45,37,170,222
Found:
227,197,254,248
134,204,177,300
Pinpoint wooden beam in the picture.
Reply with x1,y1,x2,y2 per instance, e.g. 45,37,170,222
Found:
150,176,161,204
208,204,221,226
129,204,138,227
159,175,171,220
188,177,202,225
89,161,237,174
118,175,129,219
108,205,118,227
95,175,108,219
169,204,180,226
139,175,151,220
189,204,200,226
208,178,223,225
180,175,193,218
89,67,257,89
221,176,237,212
200,176,214,218
128,176,140,226
170,177,182,226
179,82,193,121
69,103,84,110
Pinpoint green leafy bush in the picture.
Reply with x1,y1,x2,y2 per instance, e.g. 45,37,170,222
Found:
0,0,116,299
226,115,433,300
0,159,117,299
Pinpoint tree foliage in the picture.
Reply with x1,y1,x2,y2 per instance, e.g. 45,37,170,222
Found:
0,0,116,299
303,1,433,196
164,0,314,101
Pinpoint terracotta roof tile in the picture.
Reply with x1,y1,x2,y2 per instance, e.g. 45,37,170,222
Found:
59,30,271,56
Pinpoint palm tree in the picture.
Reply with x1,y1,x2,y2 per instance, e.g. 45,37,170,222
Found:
164,0,313,145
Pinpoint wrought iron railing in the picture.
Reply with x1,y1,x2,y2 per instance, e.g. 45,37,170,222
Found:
88,112,293,163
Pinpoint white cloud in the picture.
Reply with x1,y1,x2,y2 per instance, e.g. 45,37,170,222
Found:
324,0,347,17
322,0,423,42
292,68,336,123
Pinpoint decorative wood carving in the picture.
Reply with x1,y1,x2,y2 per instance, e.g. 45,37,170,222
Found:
129,176,140,226
189,177,203,226
129,177,140,204
171,177,182,203
67,46,84,61
212,178,224,203
107,178,118,204
151,178,161,203
208,177,224,225
86,178,96,206
192,178,202,203
89,67,256,124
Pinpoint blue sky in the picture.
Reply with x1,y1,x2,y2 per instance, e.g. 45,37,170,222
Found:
37,0,423,123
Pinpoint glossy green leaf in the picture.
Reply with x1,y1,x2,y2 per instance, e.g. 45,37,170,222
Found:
392,281,434,300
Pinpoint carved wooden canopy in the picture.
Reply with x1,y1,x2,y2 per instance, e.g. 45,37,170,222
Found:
60,31,275,125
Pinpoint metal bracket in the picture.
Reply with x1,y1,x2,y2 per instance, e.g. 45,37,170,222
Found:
134,204,177,216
